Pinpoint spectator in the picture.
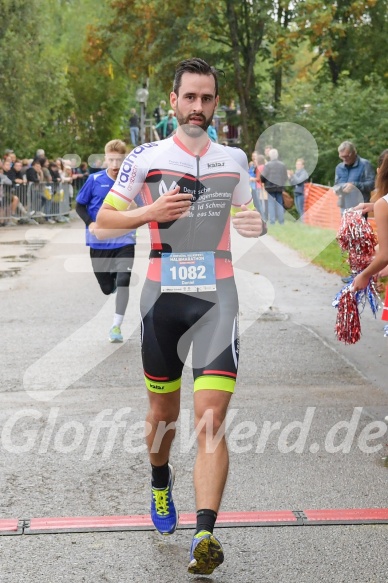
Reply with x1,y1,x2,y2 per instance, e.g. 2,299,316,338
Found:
49,161,68,223
3,148,15,161
21,159,30,174
255,153,268,220
260,148,288,225
57,158,74,197
155,109,178,140
70,159,87,195
4,159,29,214
129,108,140,146
0,165,15,225
79,161,89,179
288,158,309,221
26,158,44,183
39,157,52,182
0,160,27,220
6,160,26,185
27,158,55,223
264,144,273,162
2,159,15,182
153,99,167,125
207,119,218,142
248,151,259,210
334,141,375,212
49,161,61,183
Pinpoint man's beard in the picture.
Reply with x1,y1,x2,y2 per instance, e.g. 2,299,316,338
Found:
175,107,213,137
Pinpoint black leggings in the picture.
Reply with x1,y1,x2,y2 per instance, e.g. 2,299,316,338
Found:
140,277,239,394
90,244,135,315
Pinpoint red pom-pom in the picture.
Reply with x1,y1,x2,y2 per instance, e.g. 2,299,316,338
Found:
337,210,377,273
335,288,361,344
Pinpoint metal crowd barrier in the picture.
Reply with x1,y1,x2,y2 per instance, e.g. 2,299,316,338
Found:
0,182,72,225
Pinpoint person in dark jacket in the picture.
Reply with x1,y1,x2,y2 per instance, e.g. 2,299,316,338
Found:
260,149,288,225
334,141,375,212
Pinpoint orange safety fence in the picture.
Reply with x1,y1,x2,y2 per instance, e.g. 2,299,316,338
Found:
303,182,377,234
303,183,341,230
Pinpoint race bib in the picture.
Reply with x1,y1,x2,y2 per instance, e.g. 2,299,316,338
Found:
161,251,216,293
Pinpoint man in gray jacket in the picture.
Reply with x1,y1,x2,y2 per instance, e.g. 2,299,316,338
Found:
260,148,288,225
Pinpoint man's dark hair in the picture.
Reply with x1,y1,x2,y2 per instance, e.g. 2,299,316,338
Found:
173,58,220,97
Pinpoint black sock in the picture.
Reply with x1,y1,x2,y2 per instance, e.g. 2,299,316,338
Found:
151,462,170,489
195,509,217,534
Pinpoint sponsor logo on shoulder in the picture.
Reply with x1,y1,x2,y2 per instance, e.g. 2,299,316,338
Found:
119,143,159,186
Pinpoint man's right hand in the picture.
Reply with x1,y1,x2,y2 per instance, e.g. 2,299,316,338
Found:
147,186,192,222
342,183,353,193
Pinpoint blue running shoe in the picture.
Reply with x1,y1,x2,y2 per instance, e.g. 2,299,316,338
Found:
109,325,123,343
188,530,224,575
150,463,178,535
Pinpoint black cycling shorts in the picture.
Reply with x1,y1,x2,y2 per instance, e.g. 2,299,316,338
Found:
90,244,135,295
140,277,239,394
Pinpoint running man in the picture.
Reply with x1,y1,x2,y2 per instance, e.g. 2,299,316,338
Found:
76,139,141,342
95,58,265,574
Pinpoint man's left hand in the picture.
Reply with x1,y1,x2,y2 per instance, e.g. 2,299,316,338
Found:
232,205,265,238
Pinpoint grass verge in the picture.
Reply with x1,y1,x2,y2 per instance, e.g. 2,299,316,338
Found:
267,216,348,276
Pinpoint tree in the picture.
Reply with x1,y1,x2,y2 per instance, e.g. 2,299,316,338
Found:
0,0,71,156
280,74,388,185
295,0,386,85
87,0,277,150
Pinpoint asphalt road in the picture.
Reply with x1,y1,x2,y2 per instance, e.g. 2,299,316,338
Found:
0,216,387,583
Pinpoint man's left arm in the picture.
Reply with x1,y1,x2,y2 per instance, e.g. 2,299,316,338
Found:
231,149,266,237
354,160,375,194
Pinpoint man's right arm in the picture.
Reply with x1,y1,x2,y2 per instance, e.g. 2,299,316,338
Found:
95,186,193,239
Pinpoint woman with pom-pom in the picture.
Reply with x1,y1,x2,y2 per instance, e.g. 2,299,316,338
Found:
353,150,388,291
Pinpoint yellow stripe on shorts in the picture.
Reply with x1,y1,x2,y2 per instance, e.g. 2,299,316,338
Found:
145,376,181,394
194,375,236,393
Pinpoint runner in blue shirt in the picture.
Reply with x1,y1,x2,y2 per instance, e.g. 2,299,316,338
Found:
76,139,141,342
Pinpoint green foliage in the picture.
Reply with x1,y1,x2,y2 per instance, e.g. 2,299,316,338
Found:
0,0,387,164
279,74,388,185
0,0,71,156
294,0,388,85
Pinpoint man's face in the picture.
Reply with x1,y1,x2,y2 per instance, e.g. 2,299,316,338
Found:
170,72,219,137
14,162,22,172
105,151,125,179
3,160,11,172
339,149,356,165
296,160,304,170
